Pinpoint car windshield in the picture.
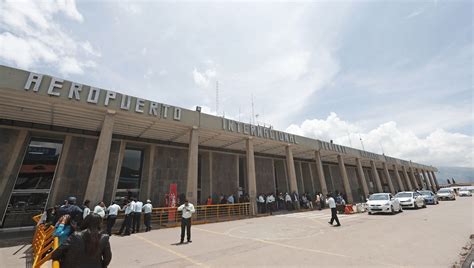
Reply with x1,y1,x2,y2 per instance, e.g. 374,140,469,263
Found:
395,192,412,198
369,194,389,200
438,189,451,193
418,191,431,195
460,188,468,191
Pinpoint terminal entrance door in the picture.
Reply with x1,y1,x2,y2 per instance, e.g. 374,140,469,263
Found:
1,138,63,228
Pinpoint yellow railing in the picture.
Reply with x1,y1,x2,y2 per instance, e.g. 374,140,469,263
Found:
32,215,60,268
116,202,251,227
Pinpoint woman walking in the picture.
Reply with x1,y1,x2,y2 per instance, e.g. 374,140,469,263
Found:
52,213,112,267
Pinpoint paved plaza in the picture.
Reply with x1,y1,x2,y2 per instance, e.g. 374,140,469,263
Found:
1,197,473,267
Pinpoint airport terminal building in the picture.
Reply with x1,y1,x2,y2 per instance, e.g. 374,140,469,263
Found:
0,65,439,229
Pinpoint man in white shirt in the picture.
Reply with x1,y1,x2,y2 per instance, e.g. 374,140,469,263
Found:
285,193,292,210
327,193,341,227
227,194,234,204
133,199,143,233
118,199,133,236
177,200,195,243
257,194,265,213
106,201,121,236
82,200,91,219
94,202,106,218
142,200,153,232
266,193,275,215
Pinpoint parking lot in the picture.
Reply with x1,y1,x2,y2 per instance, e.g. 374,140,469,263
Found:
1,196,473,267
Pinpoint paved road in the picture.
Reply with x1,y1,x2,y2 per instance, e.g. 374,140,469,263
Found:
1,196,473,267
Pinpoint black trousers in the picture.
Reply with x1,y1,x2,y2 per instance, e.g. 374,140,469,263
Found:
144,213,151,232
133,212,141,233
119,214,132,235
329,208,340,225
106,215,117,236
180,218,191,242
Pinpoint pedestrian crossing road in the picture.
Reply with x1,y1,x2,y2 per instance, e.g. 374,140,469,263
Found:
275,210,363,221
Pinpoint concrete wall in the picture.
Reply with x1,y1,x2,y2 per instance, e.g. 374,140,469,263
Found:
329,165,344,194
310,163,322,194
212,152,238,197
389,170,400,192
53,136,97,205
255,157,275,194
347,166,363,203
150,146,188,207
0,128,28,224
363,168,376,194
199,151,211,205
323,165,334,193
103,141,122,204
301,162,314,194
295,162,305,194
274,159,288,193
378,169,390,192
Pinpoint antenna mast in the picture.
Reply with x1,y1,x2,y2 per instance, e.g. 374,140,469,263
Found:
216,81,219,116
359,134,365,151
251,94,255,124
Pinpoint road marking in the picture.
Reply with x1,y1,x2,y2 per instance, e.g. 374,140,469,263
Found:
194,227,397,267
135,234,209,267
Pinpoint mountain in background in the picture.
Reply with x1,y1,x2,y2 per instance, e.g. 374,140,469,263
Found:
436,166,474,184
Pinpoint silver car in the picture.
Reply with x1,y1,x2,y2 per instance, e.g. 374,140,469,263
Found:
436,188,456,200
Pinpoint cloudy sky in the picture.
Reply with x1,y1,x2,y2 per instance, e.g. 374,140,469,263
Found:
0,0,472,168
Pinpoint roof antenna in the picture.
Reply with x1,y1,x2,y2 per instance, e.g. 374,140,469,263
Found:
216,80,219,116
251,94,255,125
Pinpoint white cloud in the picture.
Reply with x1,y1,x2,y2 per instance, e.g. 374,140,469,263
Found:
286,113,473,168
192,67,216,89
0,0,98,75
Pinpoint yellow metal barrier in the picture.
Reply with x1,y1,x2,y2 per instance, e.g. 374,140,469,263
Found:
31,215,60,268
116,202,251,228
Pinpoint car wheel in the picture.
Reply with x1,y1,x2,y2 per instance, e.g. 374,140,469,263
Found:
414,202,418,209
390,205,395,215
422,201,427,208
399,206,403,213
368,211,372,215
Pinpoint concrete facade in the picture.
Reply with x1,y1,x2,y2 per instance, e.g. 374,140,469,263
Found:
0,65,439,228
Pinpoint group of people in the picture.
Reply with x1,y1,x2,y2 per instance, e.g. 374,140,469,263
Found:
37,197,112,267
115,198,153,236
255,191,347,214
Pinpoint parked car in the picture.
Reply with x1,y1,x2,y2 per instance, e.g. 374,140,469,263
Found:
367,193,402,215
418,190,439,205
437,188,456,200
394,191,426,208
459,188,472,197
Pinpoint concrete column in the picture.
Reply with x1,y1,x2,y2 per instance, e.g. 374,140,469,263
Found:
426,171,437,192
415,169,423,189
48,135,72,207
421,170,432,191
84,111,116,205
393,165,405,192
409,167,419,190
401,166,413,190
356,158,369,198
0,129,28,223
431,171,440,190
314,150,328,195
382,162,395,194
337,155,353,203
370,161,383,192
246,138,257,216
285,145,298,194
185,127,199,205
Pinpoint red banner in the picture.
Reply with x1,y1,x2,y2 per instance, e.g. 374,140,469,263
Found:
168,183,177,221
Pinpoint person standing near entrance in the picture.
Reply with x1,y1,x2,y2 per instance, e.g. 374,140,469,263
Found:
177,200,195,244
106,201,120,236
327,193,341,227
118,200,133,236
133,199,143,233
143,200,153,232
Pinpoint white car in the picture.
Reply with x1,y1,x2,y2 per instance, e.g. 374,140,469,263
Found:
394,191,426,209
459,188,472,197
367,193,402,215
437,188,456,200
